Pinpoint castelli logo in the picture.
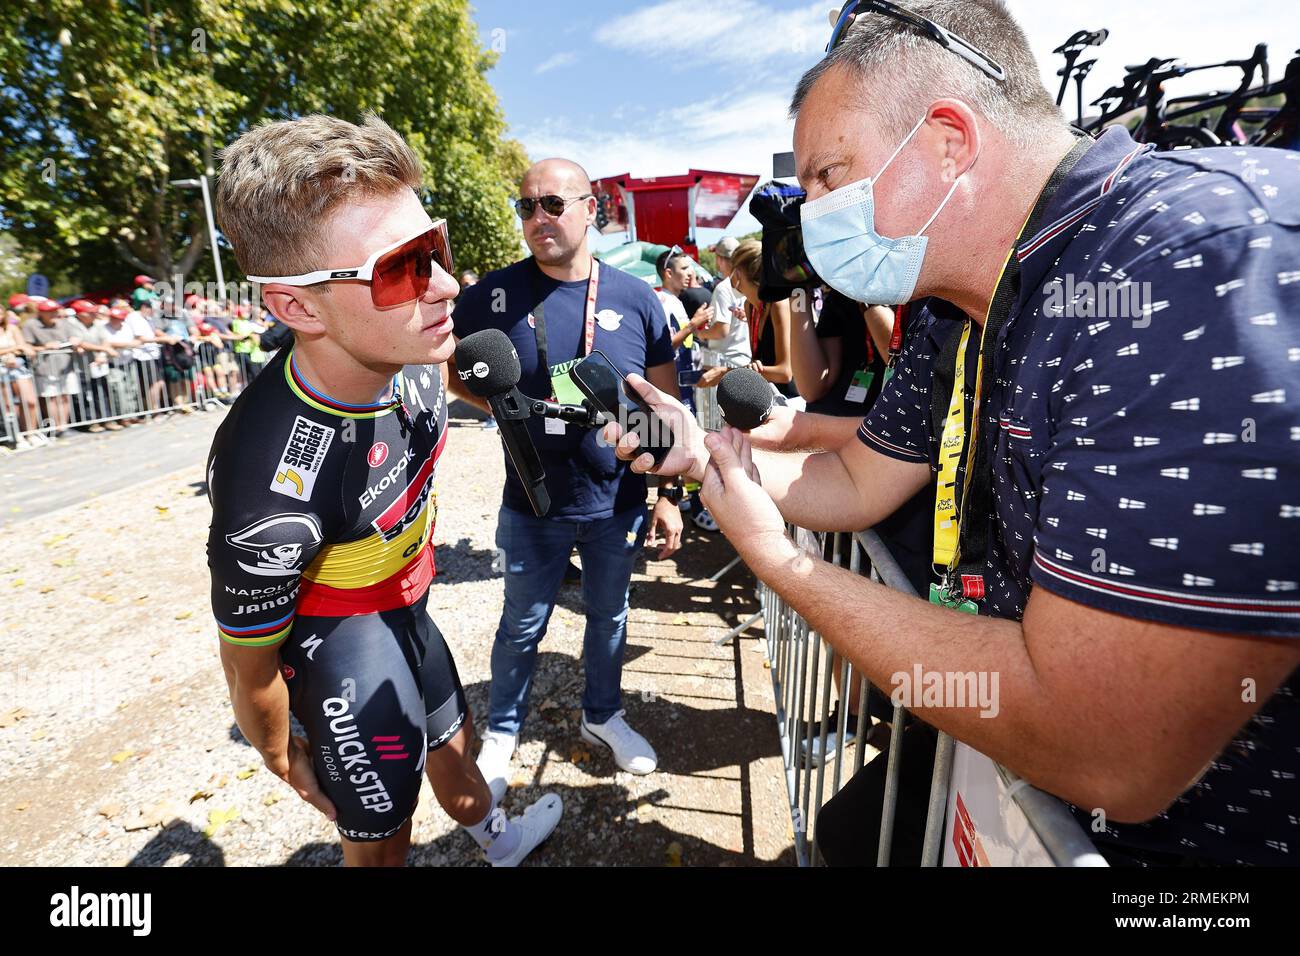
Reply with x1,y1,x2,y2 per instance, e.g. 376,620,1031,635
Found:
282,665,296,680
368,442,389,468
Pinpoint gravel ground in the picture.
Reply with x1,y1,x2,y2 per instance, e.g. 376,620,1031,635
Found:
0,400,794,867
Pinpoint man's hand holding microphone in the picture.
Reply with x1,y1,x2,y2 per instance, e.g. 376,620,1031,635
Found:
603,368,796,567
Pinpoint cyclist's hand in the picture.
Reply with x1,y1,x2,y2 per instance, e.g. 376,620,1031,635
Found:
283,736,337,821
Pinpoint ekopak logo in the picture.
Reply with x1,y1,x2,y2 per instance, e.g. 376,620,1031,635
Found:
368,442,389,469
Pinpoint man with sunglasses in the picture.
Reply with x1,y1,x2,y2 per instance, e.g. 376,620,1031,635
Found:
610,0,1300,867
206,113,562,866
449,158,681,798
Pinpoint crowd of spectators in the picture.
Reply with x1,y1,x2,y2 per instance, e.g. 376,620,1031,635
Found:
1,275,284,450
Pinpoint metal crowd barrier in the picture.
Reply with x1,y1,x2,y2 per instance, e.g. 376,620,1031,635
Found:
1,337,274,450
691,369,1103,868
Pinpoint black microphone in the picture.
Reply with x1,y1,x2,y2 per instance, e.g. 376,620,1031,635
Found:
454,329,551,517
717,367,788,431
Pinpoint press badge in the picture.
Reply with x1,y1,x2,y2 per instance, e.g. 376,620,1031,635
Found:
844,368,875,404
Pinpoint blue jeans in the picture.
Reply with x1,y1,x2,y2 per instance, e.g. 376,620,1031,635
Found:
488,505,648,735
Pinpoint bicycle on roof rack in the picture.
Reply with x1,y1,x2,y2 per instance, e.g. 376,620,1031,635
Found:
1053,28,1108,129
1084,55,1181,135
1134,43,1270,149
1248,48,1300,150
1062,29,1298,153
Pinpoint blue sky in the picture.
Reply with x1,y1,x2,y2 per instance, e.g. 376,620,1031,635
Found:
470,0,1294,251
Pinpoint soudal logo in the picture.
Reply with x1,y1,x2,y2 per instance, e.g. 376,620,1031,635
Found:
372,456,436,543
368,441,389,468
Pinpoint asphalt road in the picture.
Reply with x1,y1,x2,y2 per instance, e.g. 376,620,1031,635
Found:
0,410,226,529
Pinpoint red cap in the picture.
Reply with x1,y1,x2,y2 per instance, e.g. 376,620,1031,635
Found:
71,299,97,314
7,293,29,308
134,275,154,286
109,307,129,320
37,299,61,312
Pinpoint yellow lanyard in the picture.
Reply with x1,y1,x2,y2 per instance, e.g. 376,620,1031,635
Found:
930,235,1025,575
932,319,973,569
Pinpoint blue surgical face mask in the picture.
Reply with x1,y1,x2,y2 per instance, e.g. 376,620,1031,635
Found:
800,115,970,305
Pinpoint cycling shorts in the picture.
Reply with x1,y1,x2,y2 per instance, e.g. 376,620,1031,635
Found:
278,593,468,842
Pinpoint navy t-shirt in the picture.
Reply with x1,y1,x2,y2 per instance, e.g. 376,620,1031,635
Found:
859,128,1300,864
453,258,675,521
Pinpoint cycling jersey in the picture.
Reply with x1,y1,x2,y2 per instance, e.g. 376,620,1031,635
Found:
206,347,449,643
206,347,462,841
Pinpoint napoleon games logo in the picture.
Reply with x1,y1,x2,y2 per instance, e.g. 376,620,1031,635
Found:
226,513,324,577
367,441,389,468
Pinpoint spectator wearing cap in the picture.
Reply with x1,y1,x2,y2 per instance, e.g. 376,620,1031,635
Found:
191,304,239,401
0,305,43,447
130,274,159,312
145,300,199,413
121,298,166,417
69,301,124,431
229,303,270,379
695,236,753,388
20,300,82,437
103,306,147,425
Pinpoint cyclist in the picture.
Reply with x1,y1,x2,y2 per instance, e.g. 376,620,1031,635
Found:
208,112,562,867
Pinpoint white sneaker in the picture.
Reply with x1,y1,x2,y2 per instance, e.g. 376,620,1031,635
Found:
476,730,516,804
580,709,657,774
489,793,563,867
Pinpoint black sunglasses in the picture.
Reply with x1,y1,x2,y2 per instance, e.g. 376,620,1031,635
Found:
827,0,1005,83
514,193,593,221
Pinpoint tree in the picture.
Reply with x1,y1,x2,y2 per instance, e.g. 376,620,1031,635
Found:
0,0,525,292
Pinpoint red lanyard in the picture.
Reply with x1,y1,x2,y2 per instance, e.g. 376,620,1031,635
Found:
531,256,600,380
581,257,599,357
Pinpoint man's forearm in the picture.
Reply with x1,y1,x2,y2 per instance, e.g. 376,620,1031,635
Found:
223,663,292,773
752,445,881,532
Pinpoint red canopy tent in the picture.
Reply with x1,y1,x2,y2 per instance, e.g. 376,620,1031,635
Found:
591,169,759,259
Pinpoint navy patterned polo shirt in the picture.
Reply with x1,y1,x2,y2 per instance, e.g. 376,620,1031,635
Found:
858,127,1299,865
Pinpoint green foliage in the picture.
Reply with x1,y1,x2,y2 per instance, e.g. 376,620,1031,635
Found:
696,247,717,276
0,0,527,290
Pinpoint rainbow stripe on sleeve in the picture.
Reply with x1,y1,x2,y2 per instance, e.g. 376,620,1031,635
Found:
216,609,295,647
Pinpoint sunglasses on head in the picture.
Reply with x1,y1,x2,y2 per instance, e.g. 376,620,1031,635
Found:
246,219,454,309
514,193,593,221
827,0,1005,83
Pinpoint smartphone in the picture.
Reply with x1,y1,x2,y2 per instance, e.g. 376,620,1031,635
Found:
569,349,675,468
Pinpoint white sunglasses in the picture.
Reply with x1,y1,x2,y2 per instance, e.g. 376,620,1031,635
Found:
246,220,453,308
